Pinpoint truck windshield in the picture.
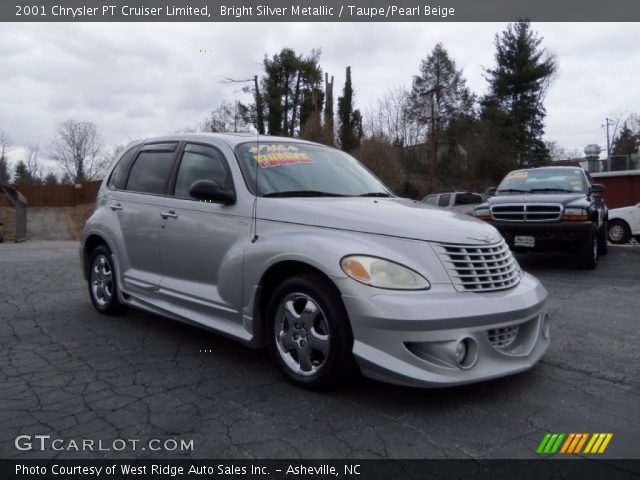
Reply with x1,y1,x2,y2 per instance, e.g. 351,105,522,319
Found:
497,169,587,194
235,142,391,197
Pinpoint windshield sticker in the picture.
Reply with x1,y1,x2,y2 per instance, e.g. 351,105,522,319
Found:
506,171,528,180
248,144,313,169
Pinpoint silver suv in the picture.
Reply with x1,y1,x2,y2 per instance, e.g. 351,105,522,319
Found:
81,133,549,389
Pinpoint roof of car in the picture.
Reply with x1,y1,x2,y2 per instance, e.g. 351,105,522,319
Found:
134,132,321,149
513,166,585,172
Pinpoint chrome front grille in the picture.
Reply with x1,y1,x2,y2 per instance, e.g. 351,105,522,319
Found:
490,203,562,222
435,239,521,292
486,325,519,349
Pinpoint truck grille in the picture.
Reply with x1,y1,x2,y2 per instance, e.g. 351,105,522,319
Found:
434,239,521,292
490,204,562,222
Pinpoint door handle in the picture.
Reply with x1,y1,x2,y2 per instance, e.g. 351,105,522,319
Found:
160,210,178,219
109,202,123,211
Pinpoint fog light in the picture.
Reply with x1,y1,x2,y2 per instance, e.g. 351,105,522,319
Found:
541,313,550,339
456,341,467,365
455,338,478,369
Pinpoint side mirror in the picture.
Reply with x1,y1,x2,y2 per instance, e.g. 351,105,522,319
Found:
485,187,497,198
590,183,606,194
188,179,236,205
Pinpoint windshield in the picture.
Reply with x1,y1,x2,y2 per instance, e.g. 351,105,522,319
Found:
497,169,587,194
235,142,391,197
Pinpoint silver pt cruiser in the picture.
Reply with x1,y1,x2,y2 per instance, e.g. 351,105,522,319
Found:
80,133,549,389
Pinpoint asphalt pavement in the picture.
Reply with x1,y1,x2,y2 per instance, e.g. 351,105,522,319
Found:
0,241,638,459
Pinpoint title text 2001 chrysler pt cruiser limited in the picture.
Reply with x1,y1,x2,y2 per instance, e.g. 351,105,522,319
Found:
80,133,549,389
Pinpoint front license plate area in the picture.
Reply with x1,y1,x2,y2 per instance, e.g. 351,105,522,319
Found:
514,235,535,247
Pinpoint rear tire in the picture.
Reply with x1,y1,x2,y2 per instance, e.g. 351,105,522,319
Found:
88,245,124,314
266,273,356,390
577,226,598,270
608,219,631,244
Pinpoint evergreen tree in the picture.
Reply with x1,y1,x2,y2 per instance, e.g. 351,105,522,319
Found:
611,123,639,156
484,20,557,167
13,160,32,186
0,156,10,184
407,43,475,132
44,172,59,185
261,48,323,137
337,66,363,152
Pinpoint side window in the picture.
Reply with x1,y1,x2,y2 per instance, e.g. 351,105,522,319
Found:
438,193,451,207
454,193,483,206
125,144,177,195
174,144,231,199
423,195,437,205
107,146,138,190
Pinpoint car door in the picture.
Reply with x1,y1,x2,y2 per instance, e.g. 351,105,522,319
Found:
157,142,252,330
107,142,179,296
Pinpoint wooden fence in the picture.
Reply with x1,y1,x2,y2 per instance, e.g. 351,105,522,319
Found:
5,181,102,207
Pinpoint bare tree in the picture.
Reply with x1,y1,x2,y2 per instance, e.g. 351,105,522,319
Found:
201,100,253,133
24,145,42,182
50,120,102,183
364,87,423,147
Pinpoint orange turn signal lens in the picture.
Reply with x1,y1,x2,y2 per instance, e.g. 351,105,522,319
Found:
341,259,371,282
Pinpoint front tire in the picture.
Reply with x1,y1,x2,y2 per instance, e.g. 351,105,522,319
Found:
608,219,631,244
88,245,124,314
266,273,356,390
598,220,608,256
577,226,598,270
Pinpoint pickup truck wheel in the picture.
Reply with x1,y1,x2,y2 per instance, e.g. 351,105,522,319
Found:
597,221,608,255
608,219,631,244
267,273,356,390
88,245,124,314
577,227,598,270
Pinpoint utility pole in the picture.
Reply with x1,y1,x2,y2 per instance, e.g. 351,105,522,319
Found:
604,117,615,158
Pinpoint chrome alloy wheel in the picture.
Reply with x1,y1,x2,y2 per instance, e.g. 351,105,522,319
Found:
274,292,330,376
609,223,624,242
91,254,114,307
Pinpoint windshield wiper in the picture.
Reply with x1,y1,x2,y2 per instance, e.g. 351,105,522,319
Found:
497,188,529,193
357,192,392,197
262,190,347,198
530,188,575,193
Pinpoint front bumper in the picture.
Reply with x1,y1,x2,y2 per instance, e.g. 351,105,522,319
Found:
489,220,592,252
339,273,549,387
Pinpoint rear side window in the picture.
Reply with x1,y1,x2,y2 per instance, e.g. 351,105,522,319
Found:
126,145,177,195
107,146,138,190
438,194,451,207
174,144,231,199
454,193,483,206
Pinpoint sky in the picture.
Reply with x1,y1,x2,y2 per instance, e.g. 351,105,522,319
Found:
0,22,638,174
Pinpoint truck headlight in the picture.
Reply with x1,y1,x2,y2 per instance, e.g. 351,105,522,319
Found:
473,208,491,221
340,256,430,290
563,208,589,221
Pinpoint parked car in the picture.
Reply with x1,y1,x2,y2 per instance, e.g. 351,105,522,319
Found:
607,202,640,244
81,134,549,389
473,166,608,269
422,191,484,214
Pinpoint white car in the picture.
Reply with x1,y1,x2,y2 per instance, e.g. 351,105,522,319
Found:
608,202,640,244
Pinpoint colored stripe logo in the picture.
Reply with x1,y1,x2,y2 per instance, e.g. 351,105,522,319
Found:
537,433,613,454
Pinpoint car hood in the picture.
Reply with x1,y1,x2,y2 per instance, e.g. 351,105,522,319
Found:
258,197,500,244
489,193,585,205
609,205,636,215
